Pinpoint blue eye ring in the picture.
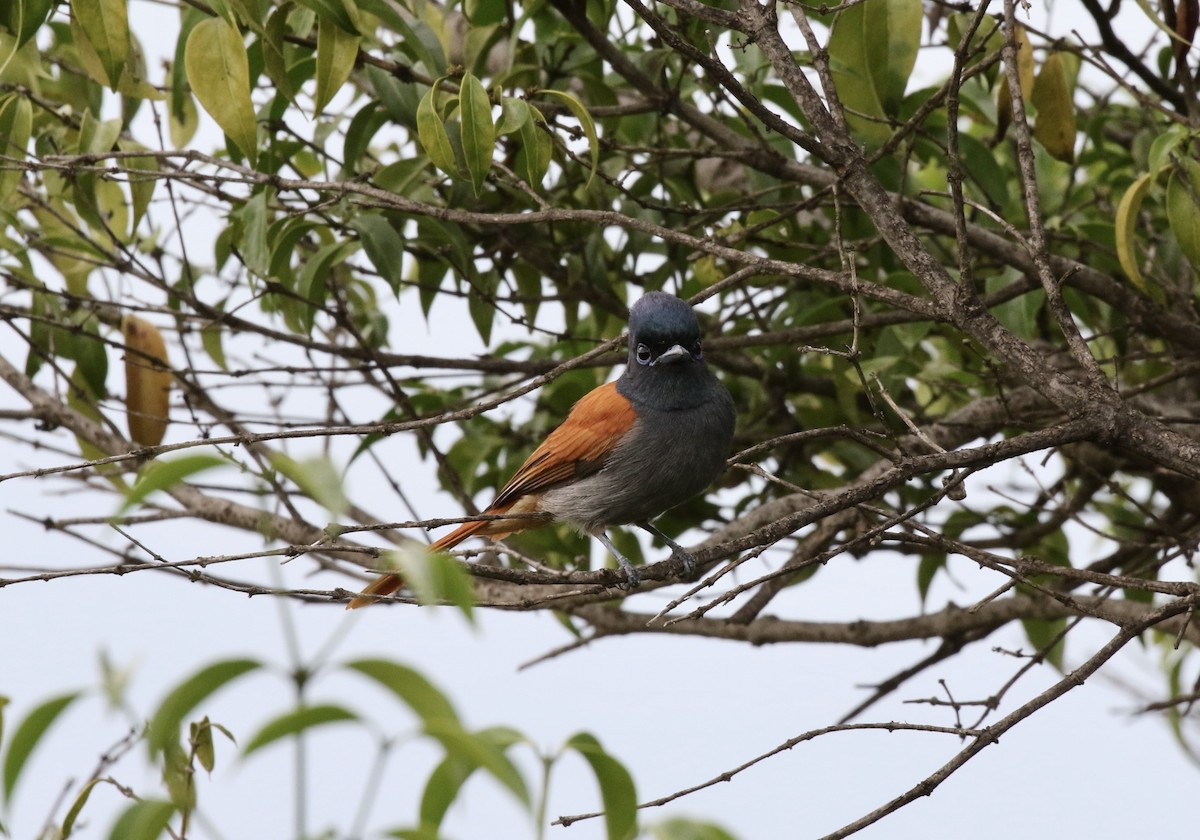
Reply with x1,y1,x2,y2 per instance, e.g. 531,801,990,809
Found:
636,343,653,365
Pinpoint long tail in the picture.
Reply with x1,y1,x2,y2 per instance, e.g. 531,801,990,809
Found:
345,517,498,610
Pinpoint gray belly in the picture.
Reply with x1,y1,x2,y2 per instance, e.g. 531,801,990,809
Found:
540,396,734,531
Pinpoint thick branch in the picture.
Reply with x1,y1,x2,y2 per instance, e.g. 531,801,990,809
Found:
571,592,1200,648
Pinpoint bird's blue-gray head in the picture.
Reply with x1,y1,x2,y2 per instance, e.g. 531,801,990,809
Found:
627,292,704,369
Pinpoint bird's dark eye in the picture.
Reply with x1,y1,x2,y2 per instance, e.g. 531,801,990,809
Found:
636,343,653,365
690,339,703,359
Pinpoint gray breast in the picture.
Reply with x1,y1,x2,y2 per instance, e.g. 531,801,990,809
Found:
540,388,735,531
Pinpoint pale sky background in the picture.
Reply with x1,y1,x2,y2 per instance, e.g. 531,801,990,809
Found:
2,1,1199,839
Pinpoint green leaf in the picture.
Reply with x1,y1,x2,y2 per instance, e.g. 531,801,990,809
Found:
650,817,738,840
268,217,323,279
169,91,200,149
540,88,599,189
417,78,458,176
459,71,494,196
345,659,460,726
147,658,261,757
1132,0,1190,44
1115,169,1158,293
294,0,361,34
119,453,228,514
105,799,175,840
191,716,216,773
184,17,258,166
268,451,349,516
1167,157,1200,272
204,0,238,26
385,544,476,623
467,269,498,344
391,828,442,840
161,741,195,809
518,103,553,188
0,94,31,205
496,96,529,135
955,131,1008,207
261,4,295,102
234,189,272,276
419,753,476,830
356,0,444,75
292,238,360,332
425,720,530,807
418,726,524,829
1020,617,1066,670
827,2,888,146
62,778,102,838
350,213,405,291
1147,126,1189,172
565,732,637,840
118,140,159,233
73,110,124,233
242,704,359,757
2,692,82,802
987,273,1043,340
465,0,507,25
343,101,386,173
3,0,56,48
72,0,130,88
825,0,920,144
916,554,945,605
867,0,921,115
314,14,361,115
200,321,228,370
227,0,268,31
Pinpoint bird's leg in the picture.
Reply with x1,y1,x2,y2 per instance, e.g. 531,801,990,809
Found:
593,530,640,589
638,522,697,579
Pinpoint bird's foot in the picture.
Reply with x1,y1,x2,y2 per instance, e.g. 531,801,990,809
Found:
639,522,698,580
671,547,698,580
594,529,642,590
615,554,641,590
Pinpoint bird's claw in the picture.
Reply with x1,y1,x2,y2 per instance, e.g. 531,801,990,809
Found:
617,559,641,590
673,548,698,580
620,569,641,590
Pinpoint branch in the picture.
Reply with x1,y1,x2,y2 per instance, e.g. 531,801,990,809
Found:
817,592,1200,838
556,721,985,827
569,591,1200,648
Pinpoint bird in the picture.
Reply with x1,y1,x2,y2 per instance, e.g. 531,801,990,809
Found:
347,292,736,608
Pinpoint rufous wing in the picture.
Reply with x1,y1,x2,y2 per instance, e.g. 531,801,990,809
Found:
346,380,634,609
492,380,635,506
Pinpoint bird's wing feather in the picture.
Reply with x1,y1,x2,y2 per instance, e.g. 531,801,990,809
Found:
492,380,635,507
349,382,634,610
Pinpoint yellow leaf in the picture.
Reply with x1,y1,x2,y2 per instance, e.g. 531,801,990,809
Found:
1031,52,1076,163
68,367,126,487
123,315,172,447
1014,24,1035,100
72,0,130,88
539,88,598,189
314,15,360,115
1114,170,1156,293
184,17,258,166
996,23,1034,137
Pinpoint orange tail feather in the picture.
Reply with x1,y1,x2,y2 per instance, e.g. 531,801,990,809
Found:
346,573,404,609
346,509,529,610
